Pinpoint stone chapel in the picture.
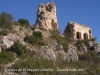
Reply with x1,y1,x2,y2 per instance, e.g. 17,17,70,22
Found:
64,22,92,40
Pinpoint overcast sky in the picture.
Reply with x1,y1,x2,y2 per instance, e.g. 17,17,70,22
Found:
0,0,100,43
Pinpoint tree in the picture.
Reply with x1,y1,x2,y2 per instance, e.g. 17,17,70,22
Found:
10,42,27,57
18,18,30,26
33,31,43,40
0,12,14,29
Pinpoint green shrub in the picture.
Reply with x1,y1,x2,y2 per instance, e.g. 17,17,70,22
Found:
75,40,90,51
62,42,68,52
18,18,30,27
12,57,56,75
13,21,20,26
64,32,74,42
89,46,95,51
9,42,27,57
79,50,99,62
33,31,43,40
0,12,14,30
77,40,90,47
50,30,59,39
24,35,46,46
0,30,8,36
0,51,14,64
24,35,34,44
24,31,46,46
38,41,46,46
31,26,36,31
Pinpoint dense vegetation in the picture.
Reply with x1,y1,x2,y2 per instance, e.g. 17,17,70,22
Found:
8,42,27,57
24,31,46,46
75,39,90,51
0,42,28,72
0,30,8,36
0,12,14,30
0,51,14,64
77,40,90,47
12,57,56,75
18,18,30,27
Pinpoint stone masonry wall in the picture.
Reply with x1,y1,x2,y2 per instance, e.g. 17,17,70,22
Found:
64,22,92,40
35,2,58,30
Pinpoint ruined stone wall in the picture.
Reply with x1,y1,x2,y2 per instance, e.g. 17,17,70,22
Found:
35,2,58,30
64,22,92,40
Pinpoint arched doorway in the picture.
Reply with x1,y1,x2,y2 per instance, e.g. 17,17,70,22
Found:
76,32,81,39
84,33,88,39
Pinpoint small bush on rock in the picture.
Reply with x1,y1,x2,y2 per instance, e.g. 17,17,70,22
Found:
0,30,8,36
9,42,27,57
31,26,36,31
33,31,43,40
13,21,20,26
0,12,14,30
77,40,90,47
24,31,46,46
50,30,60,39
18,18,30,27
64,32,74,42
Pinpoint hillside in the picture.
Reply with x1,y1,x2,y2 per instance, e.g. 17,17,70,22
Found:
0,2,100,75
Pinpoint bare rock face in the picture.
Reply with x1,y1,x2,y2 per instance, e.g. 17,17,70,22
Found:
80,43,87,52
0,34,25,52
89,41,100,53
2,36,14,48
66,45,78,62
35,2,58,30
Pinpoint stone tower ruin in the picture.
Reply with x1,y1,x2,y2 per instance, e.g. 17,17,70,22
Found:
64,22,92,40
35,2,58,30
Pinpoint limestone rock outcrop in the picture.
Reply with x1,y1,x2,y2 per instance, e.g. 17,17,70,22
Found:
89,41,100,53
66,45,78,62
35,43,79,62
35,2,58,30
0,34,25,51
